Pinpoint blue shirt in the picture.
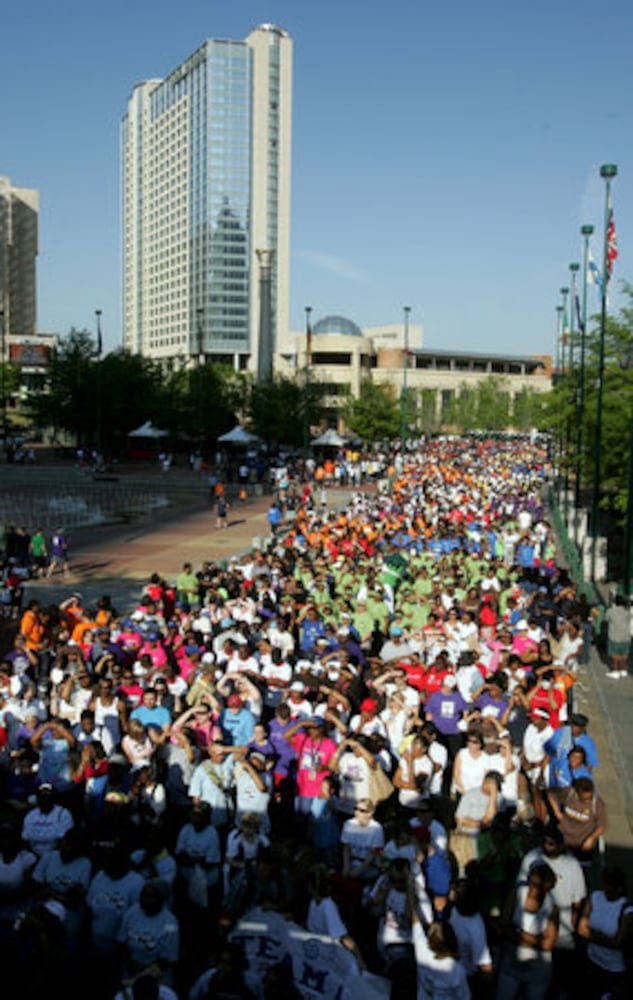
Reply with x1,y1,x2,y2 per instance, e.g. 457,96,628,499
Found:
219,706,255,746
130,704,171,732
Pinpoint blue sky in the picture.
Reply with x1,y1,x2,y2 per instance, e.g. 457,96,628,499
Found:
2,0,631,356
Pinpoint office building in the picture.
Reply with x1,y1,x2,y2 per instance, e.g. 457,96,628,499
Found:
277,314,551,428
0,176,39,350
121,23,292,373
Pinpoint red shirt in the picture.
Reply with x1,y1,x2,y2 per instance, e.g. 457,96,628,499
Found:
419,666,450,699
529,685,565,728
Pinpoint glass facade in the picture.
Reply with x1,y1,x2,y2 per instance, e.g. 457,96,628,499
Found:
122,25,291,365
206,40,251,346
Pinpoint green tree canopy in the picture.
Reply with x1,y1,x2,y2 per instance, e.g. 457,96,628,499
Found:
343,378,400,442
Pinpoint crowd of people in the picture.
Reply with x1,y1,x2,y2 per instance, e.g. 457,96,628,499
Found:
0,435,632,1000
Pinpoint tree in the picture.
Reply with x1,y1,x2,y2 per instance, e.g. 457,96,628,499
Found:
513,388,547,431
343,379,400,442
247,375,325,448
30,328,99,447
475,377,511,430
163,363,245,447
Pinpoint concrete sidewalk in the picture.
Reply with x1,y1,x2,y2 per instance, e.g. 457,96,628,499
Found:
22,492,277,612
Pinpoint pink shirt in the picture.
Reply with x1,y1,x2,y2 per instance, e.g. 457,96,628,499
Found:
293,733,337,797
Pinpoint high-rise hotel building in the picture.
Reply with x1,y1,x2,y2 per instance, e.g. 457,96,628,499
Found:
121,24,292,372
0,176,39,344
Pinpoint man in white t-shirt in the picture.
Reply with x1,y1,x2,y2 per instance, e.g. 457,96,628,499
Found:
516,823,587,994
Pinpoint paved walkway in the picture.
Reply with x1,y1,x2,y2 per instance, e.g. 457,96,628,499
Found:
23,492,277,612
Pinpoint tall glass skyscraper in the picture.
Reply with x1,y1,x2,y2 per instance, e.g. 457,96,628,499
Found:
0,176,39,342
121,24,292,372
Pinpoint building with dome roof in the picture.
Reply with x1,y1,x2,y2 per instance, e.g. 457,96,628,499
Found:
275,313,551,429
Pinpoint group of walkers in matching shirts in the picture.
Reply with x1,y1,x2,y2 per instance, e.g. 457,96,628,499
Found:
0,434,632,1000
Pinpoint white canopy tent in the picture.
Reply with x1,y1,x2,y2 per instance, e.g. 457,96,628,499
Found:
217,424,261,445
311,428,346,447
128,420,169,438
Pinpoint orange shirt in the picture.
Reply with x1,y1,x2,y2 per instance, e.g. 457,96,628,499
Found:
20,609,45,651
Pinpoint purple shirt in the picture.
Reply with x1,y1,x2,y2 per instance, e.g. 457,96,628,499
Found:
475,693,509,720
425,690,469,735
268,718,297,776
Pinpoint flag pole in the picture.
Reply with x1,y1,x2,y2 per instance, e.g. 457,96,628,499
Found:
95,309,103,458
400,306,411,458
557,287,569,512
303,306,312,459
564,268,578,531
590,163,618,584
575,225,593,552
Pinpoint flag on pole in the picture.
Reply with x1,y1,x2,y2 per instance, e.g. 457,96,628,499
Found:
587,250,602,291
575,290,584,334
606,195,618,281
306,319,312,362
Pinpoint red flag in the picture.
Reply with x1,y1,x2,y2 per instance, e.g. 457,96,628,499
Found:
606,198,618,281
306,323,312,361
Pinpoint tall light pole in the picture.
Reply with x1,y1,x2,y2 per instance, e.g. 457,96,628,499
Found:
303,306,312,458
568,263,579,372
400,306,411,457
590,163,618,583
196,307,204,366
95,309,103,458
557,289,569,510
555,304,563,375
560,286,570,373
563,266,579,528
575,225,593,548
0,308,6,450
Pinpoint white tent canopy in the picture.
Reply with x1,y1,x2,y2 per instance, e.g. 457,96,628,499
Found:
311,428,346,447
217,424,261,444
128,420,169,438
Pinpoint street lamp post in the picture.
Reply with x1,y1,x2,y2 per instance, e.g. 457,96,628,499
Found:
560,286,569,373
568,264,579,372
400,306,411,457
196,307,204,366
564,266,579,529
590,163,618,584
555,305,563,375
303,306,312,458
95,309,103,459
0,308,6,453
575,225,593,549
557,289,569,510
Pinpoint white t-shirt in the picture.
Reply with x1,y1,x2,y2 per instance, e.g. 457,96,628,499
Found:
517,848,586,949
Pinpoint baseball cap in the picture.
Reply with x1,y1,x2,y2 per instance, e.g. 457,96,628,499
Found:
443,674,457,688
390,625,403,637
290,681,304,692
360,697,378,714
227,694,243,708
201,652,215,665
532,708,549,720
